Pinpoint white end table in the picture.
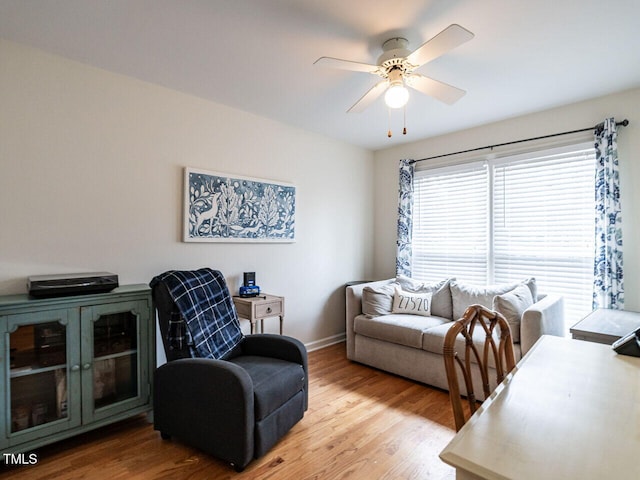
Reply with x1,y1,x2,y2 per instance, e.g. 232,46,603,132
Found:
232,294,284,335
570,308,640,344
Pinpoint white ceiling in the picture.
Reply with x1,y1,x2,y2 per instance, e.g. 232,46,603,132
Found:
1,0,639,151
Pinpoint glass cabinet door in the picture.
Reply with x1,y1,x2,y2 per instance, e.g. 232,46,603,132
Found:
5,309,81,444
92,311,138,409
81,301,149,422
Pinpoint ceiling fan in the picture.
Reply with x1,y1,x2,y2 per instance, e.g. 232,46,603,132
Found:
314,24,474,116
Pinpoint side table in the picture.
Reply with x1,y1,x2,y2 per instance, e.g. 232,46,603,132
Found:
233,294,284,335
570,308,640,345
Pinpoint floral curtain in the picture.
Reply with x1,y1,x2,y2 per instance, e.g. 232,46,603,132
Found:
593,118,624,309
396,159,414,276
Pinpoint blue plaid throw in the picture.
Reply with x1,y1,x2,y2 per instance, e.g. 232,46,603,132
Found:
150,268,243,360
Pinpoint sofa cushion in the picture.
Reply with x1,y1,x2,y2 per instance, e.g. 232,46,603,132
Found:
396,276,454,319
391,287,433,317
362,282,397,317
450,278,537,320
493,283,534,343
421,322,522,367
354,313,450,349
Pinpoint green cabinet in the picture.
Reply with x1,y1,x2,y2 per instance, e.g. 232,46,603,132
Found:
0,285,154,455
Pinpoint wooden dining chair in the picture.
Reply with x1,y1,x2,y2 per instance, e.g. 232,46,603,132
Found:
443,304,517,431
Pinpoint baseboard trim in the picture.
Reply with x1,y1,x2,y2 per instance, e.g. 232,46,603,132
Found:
305,333,346,352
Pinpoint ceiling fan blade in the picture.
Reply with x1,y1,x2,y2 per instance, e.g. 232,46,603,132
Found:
348,80,389,113
406,24,474,68
314,56,379,74
406,74,466,105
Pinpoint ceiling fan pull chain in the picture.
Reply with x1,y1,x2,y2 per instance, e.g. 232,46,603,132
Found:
387,107,392,137
403,106,407,135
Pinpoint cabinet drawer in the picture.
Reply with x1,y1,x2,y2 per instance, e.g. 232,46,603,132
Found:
255,301,282,318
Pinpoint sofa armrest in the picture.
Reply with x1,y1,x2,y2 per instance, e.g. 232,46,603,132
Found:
520,294,565,356
153,358,254,467
345,279,393,359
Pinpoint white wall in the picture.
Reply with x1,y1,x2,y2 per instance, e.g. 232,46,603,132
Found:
0,40,375,348
373,88,640,317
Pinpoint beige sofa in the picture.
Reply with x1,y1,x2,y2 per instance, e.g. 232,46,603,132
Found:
345,276,564,394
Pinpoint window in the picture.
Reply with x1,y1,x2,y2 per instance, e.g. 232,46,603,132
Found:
413,162,489,284
412,143,596,324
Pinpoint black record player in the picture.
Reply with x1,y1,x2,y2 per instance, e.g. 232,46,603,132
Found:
28,272,119,298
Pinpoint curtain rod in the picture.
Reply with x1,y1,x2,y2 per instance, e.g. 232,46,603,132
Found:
410,119,629,165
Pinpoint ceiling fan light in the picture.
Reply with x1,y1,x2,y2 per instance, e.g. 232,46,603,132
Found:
385,84,409,109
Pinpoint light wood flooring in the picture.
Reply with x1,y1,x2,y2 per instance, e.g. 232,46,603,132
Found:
1,343,457,479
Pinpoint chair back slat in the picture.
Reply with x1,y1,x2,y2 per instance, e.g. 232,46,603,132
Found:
443,304,516,431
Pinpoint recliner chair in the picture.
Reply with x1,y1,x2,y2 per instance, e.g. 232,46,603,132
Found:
150,269,308,471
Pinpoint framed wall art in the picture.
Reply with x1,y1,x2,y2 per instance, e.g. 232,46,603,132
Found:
184,167,296,242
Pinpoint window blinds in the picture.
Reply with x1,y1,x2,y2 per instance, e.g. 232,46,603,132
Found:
492,148,595,320
412,143,596,322
413,162,489,285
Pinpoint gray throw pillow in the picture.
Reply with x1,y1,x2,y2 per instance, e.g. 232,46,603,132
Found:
362,283,397,317
450,278,537,320
493,283,534,343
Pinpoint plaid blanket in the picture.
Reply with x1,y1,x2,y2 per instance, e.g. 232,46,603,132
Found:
150,269,243,360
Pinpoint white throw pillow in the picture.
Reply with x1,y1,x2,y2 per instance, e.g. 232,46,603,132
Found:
395,275,454,319
493,283,534,343
391,287,433,317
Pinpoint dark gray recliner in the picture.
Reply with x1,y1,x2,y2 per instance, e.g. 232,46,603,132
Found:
150,269,308,471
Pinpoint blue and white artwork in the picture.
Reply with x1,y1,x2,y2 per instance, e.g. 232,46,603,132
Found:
184,168,296,242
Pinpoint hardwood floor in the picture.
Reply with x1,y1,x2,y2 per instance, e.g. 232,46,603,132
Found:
0,343,457,479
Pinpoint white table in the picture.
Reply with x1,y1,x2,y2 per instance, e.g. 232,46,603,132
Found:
570,308,640,344
439,335,640,480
